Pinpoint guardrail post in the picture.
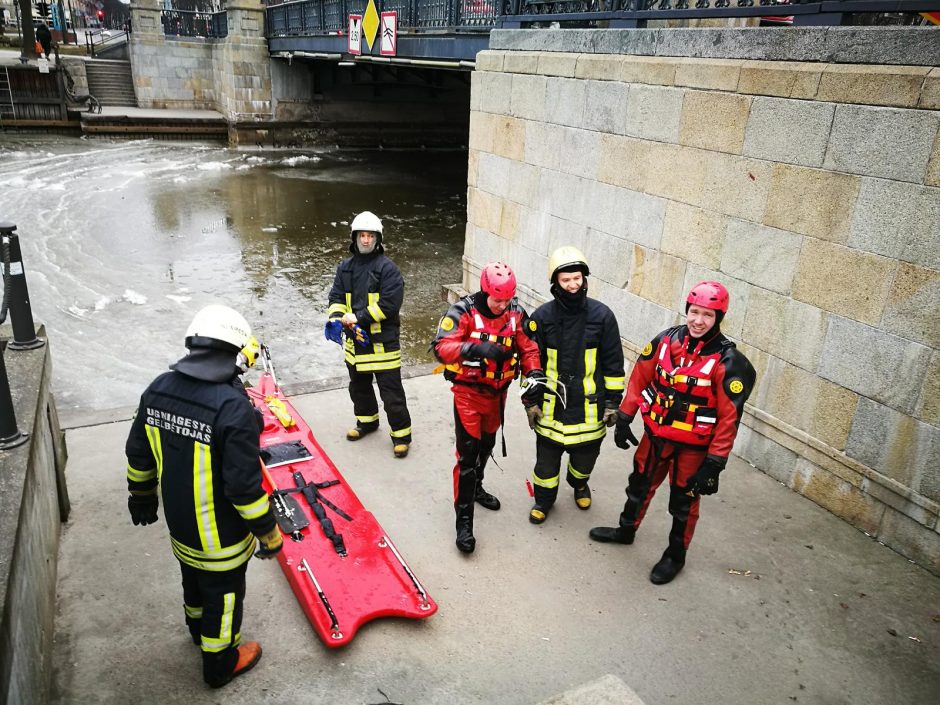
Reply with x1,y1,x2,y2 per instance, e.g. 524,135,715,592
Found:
0,223,45,351
0,341,28,450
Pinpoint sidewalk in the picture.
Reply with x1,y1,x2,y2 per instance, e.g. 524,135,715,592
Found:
51,373,940,705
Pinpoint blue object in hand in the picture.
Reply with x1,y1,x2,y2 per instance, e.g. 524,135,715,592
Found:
325,319,371,347
325,319,344,345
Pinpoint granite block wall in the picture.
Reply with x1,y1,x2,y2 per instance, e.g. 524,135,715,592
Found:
466,28,939,574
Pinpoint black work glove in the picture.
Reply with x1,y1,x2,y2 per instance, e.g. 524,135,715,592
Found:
614,412,639,449
461,341,511,363
128,492,159,526
520,369,544,408
685,456,726,496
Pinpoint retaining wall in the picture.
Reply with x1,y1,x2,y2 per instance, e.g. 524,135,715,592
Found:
0,329,69,705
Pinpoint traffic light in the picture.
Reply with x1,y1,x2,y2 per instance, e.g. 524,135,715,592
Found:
97,10,104,21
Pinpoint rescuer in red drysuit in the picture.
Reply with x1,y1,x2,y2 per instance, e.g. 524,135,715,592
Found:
431,262,542,554
589,281,756,584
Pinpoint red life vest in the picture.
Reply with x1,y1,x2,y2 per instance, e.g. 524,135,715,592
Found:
448,306,522,391
639,336,720,446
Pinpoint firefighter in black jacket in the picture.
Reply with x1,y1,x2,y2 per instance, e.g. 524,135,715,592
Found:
125,304,282,689
526,247,625,524
328,211,413,458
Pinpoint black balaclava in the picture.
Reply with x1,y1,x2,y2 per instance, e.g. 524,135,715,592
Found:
473,290,499,318
550,265,588,313
684,302,723,348
172,337,240,383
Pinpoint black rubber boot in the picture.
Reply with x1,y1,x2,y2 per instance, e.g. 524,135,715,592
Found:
475,484,501,511
588,525,636,544
455,503,475,554
650,548,686,585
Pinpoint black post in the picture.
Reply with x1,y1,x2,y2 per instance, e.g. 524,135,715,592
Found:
0,343,28,450
0,222,45,351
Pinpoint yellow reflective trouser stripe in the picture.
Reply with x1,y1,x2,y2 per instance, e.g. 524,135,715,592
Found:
583,348,598,425
535,422,606,446
328,302,348,317
568,461,590,480
367,292,386,322
357,413,380,423
202,592,236,653
171,535,255,572
193,442,221,553
127,464,156,484
532,472,560,489
543,349,558,420
145,426,164,482
185,604,203,619
345,293,352,310
390,427,412,438
234,494,270,522
346,347,401,372
604,375,625,390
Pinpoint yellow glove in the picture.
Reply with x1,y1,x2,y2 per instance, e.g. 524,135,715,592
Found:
254,526,283,559
237,336,261,374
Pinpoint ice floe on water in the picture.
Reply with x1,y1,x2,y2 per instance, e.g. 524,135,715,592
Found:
166,294,192,305
196,162,234,171
123,289,147,305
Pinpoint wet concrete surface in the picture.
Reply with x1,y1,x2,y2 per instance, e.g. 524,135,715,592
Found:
52,373,940,705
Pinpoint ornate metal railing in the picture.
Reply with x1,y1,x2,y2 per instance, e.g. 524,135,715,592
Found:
264,0,937,34
162,10,229,38
265,0,503,34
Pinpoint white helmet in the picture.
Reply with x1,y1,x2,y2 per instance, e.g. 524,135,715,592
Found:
350,211,383,235
185,305,252,351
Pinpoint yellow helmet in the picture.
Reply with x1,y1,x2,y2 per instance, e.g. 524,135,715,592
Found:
548,246,590,283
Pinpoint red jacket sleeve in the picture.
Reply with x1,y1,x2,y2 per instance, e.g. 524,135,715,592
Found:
707,348,756,459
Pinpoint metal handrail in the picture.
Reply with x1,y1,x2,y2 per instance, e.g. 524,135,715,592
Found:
85,29,129,57
161,10,229,38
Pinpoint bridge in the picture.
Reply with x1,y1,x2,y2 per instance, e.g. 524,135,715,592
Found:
263,0,937,64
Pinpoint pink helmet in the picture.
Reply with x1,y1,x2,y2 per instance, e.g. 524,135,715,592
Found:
686,281,729,313
480,262,517,300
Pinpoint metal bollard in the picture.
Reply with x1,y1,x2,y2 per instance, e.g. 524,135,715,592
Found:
0,343,28,450
0,222,45,351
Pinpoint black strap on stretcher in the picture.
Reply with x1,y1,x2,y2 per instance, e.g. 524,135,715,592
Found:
286,471,353,557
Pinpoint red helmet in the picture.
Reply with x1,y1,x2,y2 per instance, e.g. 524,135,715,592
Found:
480,262,516,300
686,281,729,313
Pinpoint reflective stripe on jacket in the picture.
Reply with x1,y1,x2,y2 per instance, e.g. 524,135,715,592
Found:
432,294,541,392
530,296,624,446
327,251,404,371
125,373,275,571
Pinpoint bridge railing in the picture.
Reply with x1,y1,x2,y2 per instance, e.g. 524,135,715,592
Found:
162,9,229,38
265,0,502,35
264,0,936,34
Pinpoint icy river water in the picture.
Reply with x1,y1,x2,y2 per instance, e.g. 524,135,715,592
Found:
0,136,467,414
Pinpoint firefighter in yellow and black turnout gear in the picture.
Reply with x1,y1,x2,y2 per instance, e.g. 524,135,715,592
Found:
125,304,282,689
526,247,625,525
327,211,413,457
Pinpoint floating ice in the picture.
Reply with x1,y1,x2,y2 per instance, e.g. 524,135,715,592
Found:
123,289,147,305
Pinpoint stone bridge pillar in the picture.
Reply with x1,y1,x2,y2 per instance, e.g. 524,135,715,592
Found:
218,0,273,124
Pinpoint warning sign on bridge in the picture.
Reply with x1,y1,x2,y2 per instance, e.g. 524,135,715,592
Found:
348,14,362,56
380,11,397,57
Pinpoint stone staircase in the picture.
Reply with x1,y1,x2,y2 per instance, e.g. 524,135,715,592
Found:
84,59,137,108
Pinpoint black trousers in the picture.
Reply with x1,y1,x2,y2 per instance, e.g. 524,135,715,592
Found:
532,435,602,509
179,560,248,686
347,363,412,444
